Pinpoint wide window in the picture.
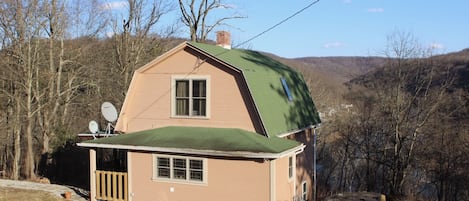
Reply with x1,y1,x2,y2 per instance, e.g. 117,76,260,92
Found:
154,155,206,183
172,76,210,118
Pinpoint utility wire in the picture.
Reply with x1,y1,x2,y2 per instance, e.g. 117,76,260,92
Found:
234,0,321,48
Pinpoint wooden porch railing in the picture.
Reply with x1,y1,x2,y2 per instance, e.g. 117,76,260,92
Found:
96,170,128,201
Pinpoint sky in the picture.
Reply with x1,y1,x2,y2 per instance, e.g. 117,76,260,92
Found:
106,0,469,58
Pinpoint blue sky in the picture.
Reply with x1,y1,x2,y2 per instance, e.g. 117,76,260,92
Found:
106,0,469,58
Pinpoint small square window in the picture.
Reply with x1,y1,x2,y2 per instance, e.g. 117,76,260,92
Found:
172,76,210,118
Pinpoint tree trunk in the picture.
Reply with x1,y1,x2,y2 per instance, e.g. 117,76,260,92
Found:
12,100,21,180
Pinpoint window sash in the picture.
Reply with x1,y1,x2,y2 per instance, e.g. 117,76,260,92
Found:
302,182,307,201
173,158,187,180
157,157,170,178
174,79,207,117
189,159,203,181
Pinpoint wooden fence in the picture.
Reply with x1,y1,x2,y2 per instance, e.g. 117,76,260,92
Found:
96,170,128,201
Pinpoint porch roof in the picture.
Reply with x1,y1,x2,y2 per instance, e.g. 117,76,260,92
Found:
77,126,303,159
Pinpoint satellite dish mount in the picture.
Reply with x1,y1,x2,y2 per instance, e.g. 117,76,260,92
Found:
101,102,118,135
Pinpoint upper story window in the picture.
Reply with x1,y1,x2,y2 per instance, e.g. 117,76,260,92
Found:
153,154,207,184
172,75,210,118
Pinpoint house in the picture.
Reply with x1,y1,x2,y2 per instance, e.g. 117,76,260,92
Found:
78,31,321,201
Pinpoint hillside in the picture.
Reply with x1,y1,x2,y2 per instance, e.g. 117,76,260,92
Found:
348,48,469,91
265,54,386,110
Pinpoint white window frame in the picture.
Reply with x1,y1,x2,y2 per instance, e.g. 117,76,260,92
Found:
301,181,308,201
288,155,296,181
171,75,211,119
153,154,208,185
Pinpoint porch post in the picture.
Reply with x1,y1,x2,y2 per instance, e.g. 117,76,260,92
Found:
90,149,97,201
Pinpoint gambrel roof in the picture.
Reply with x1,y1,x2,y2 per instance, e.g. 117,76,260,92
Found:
188,42,321,136
79,42,320,156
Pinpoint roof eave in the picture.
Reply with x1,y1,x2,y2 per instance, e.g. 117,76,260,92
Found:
76,142,305,159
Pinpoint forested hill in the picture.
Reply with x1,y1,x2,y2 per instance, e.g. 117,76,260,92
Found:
266,54,386,110
348,48,469,91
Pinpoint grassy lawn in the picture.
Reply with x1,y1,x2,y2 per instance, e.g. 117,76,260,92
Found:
0,187,62,201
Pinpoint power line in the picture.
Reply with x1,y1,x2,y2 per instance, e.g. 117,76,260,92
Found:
234,0,321,48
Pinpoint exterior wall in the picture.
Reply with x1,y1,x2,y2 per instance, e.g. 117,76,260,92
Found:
116,47,262,133
288,128,315,201
128,151,270,201
275,155,296,201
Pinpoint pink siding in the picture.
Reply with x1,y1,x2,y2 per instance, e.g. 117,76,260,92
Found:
275,155,296,200
116,47,262,133
289,128,315,200
129,151,270,201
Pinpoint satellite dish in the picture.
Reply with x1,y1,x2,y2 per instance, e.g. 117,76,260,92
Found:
88,120,99,134
101,102,118,122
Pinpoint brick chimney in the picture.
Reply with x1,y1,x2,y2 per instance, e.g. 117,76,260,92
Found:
216,31,231,49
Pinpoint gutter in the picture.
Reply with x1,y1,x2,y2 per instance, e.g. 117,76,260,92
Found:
77,142,305,159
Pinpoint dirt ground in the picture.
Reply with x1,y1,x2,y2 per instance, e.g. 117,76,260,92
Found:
0,179,87,201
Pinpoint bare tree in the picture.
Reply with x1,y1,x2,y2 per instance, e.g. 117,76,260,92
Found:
110,0,173,101
178,0,244,42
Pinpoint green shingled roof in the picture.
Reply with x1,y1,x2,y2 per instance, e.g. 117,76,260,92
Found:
81,126,301,155
189,42,321,136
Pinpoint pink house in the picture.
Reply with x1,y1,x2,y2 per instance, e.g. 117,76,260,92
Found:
78,31,321,201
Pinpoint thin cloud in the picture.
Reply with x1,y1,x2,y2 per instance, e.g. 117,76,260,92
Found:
367,8,384,13
100,1,128,10
343,0,352,4
430,43,444,50
323,42,346,49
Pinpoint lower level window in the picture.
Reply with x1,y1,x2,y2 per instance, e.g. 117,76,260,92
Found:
154,155,206,183
301,181,308,201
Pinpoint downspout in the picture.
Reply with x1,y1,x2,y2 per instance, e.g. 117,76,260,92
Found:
313,125,320,201
270,159,276,201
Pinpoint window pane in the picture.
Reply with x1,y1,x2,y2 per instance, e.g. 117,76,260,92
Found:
289,157,293,178
173,169,186,179
192,80,206,97
190,171,203,181
176,98,189,115
158,157,170,167
173,158,186,168
190,160,202,169
158,168,170,178
192,99,206,116
176,80,189,97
